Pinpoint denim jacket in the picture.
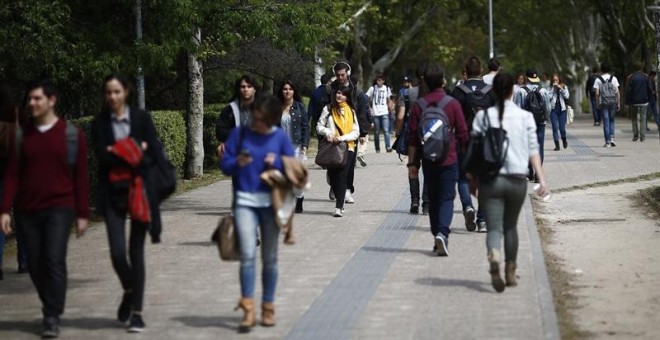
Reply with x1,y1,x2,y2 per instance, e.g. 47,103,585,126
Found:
286,101,310,148
548,85,570,112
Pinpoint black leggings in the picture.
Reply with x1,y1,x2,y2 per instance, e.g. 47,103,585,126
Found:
328,151,356,209
105,201,148,312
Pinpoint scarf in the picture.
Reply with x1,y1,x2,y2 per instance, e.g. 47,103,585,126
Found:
331,102,355,149
109,138,151,223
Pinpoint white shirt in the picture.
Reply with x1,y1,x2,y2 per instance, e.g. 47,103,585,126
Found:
36,118,58,133
483,72,497,85
593,73,620,91
366,85,392,116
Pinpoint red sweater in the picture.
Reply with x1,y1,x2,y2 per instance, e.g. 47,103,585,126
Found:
407,89,469,167
1,119,89,218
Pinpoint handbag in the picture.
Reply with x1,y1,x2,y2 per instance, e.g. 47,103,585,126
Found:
567,105,574,124
211,215,240,261
315,138,348,168
461,111,509,182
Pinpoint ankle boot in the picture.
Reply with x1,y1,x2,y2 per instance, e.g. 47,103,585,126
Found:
562,137,568,149
295,197,303,213
553,140,560,151
505,261,518,287
409,178,420,214
235,298,256,333
261,302,276,327
488,249,505,293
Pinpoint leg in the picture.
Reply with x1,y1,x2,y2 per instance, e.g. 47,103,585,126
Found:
423,163,441,237
257,208,280,303
234,205,259,299
457,169,474,212
437,164,458,239
16,212,48,310
479,179,506,255
640,105,648,140
559,110,567,139
609,107,616,141
631,106,639,139
601,107,611,142
590,97,600,124
105,205,133,293
373,116,382,152
501,177,527,262
128,221,148,312
550,109,559,142
382,115,391,149
15,219,28,270
41,209,75,318
346,149,357,194
537,124,545,164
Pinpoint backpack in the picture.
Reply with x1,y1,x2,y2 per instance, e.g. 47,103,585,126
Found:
522,86,546,124
16,122,79,174
461,110,509,182
455,83,492,127
597,76,618,107
417,95,453,162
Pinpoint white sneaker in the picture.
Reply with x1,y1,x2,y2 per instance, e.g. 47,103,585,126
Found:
333,208,343,217
345,190,355,204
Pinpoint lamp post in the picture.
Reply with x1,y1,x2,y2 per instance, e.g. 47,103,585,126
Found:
647,1,660,136
135,0,145,110
488,0,494,58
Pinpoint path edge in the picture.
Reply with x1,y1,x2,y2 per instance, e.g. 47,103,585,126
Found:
524,194,561,340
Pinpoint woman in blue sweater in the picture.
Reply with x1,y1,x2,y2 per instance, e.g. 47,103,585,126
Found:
221,94,294,333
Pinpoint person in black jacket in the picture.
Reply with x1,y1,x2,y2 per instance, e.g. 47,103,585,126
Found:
625,62,653,142
216,75,259,159
91,74,161,333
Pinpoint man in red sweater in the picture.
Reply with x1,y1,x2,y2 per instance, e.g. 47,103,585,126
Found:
407,64,469,257
0,80,89,339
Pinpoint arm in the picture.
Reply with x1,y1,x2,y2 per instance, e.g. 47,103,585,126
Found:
220,128,241,176
355,94,371,137
406,103,421,165
561,85,570,100
307,94,317,124
298,102,310,149
316,106,334,137
395,105,405,134
74,130,90,219
91,117,126,168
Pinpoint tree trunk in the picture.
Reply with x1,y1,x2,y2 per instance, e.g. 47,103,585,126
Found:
186,28,204,179
263,78,274,95
314,45,324,87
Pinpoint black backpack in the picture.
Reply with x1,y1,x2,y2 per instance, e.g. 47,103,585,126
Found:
461,111,509,182
455,83,493,128
522,86,546,124
417,96,453,163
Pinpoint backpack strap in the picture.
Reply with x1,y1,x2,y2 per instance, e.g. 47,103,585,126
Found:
229,101,241,128
481,85,493,93
522,86,531,94
456,84,472,94
436,95,453,111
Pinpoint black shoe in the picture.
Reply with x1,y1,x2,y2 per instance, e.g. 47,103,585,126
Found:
464,207,476,232
127,313,145,333
17,264,28,274
562,138,568,149
117,292,132,323
410,203,419,214
295,197,304,214
42,316,60,339
422,203,429,215
633,136,639,142
553,140,560,151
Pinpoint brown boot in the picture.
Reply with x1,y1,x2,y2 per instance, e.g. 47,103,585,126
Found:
261,302,276,327
488,249,505,293
505,261,518,287
235,298,256,333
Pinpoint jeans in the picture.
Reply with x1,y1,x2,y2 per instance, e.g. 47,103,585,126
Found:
600,105,617,142
590,96,600,123
16,208,74,318
550,108,567,141
457,152,484,223
630,105,648,139
105,200,148,311
528,123,545,179
422,162,458,238
650,99,660,128
478,175,527,262
234,205,280,302
328,151,355,209
373,115,391,151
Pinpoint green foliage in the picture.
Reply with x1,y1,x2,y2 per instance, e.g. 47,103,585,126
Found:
71,116,98,203
203,104,223,168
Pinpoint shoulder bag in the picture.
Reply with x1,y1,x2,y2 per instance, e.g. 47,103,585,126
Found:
315,116,348,168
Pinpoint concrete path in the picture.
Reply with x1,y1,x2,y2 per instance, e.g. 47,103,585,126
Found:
7,118,650,339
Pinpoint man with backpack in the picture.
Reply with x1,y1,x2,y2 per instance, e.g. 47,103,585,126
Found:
514,69,550,182
366,74,393,153
0,80,89,338
407,63,469,256
586,65,601,126
452,56,495,233
593,62,621,147
625,62,653,142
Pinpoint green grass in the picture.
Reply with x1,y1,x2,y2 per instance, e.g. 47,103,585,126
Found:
176,168,226,195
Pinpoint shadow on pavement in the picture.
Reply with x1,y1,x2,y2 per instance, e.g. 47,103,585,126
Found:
63,317,121,330
0,319,40,336
172,315,240,331
361,246,436,257
178,241,215,247
414,277,492,293
195,211,230,217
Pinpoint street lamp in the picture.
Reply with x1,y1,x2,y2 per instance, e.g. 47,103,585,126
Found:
647,1,660,136
488,0,494,58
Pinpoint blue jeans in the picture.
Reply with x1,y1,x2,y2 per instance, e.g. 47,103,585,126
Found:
457,152,484,223
600,105,617,142
650,100,660,128
422,162,458,238
528,123,545,179
590,96,600,123
234,205,280,302
550,108,567,141
373,115,391,151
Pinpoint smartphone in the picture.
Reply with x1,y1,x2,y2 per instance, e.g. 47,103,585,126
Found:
240,149,251,157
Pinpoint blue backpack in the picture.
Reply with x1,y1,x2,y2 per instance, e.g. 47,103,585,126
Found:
417,96,453,162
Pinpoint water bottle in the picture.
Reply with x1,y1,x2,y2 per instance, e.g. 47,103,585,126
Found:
533,183,552,202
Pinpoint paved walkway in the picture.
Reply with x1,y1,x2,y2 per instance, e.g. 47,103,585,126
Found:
1,116,656,339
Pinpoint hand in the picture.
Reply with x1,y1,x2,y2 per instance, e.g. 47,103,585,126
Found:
237,154,253,167
1,213,11,235
332,136,340,143
141,141,148,151
326,134,336,143
301,148,307,156
359,137,367,144
264,153,276,167
106,146,113,152
76,218,89,238
616,104,621,112
535,181,549,197
217,143,226,159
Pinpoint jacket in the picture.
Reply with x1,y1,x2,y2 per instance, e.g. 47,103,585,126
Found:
215,99,249,143
513,83,551,119
316,105,360,149
308,85,326,122
548,85,570,111
285,101,310,148
626,71,653,105
108,138,151,223
321,80,370,137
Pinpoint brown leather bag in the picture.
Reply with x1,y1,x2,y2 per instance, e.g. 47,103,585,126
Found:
211,215,240,261
314,138,348,168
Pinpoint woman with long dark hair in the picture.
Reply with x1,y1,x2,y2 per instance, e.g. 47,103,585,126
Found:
276,80,309,213
91,74,160,332
317,88,360,217
471,73,549,292
548,73,570,150
221,94,295,333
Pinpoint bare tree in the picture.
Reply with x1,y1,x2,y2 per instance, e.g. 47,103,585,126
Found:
186,28,204,178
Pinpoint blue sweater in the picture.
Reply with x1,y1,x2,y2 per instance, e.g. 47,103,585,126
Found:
221,127,295,193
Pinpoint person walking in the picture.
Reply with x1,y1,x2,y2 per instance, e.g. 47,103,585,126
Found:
220,95,295,333
625,62,653,142
451,56,495,233
593,62,621,147
91,74,161,333
308,73,332,127
482,58,501,85
277,80,309,213
649,70,660,133
471,72,549,293
366,74,392,153
317,88,360,217
1,79,89,338
586,65,601,126
407,63,469,256
548,73,570,150
216,75,259,158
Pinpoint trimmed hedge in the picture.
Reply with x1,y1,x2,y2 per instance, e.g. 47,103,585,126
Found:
203,104,222,168
72,110,186,204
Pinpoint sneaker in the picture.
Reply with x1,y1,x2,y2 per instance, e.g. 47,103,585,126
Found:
434,235,449,256
477,221,487,233
633,136,639,142
603,142,611,148
410,203,419,214
357,154,367,167
422,203,429,215
329,188,335,201
333,208,344,217
386,148,393,153
127,313,145,333
345,190,355,204
640,137,645,142
117,292,132,323
42,316,59,339
464,207,476,232
610,140,616,147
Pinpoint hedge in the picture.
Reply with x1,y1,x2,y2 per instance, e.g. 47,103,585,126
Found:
203,104,222,168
